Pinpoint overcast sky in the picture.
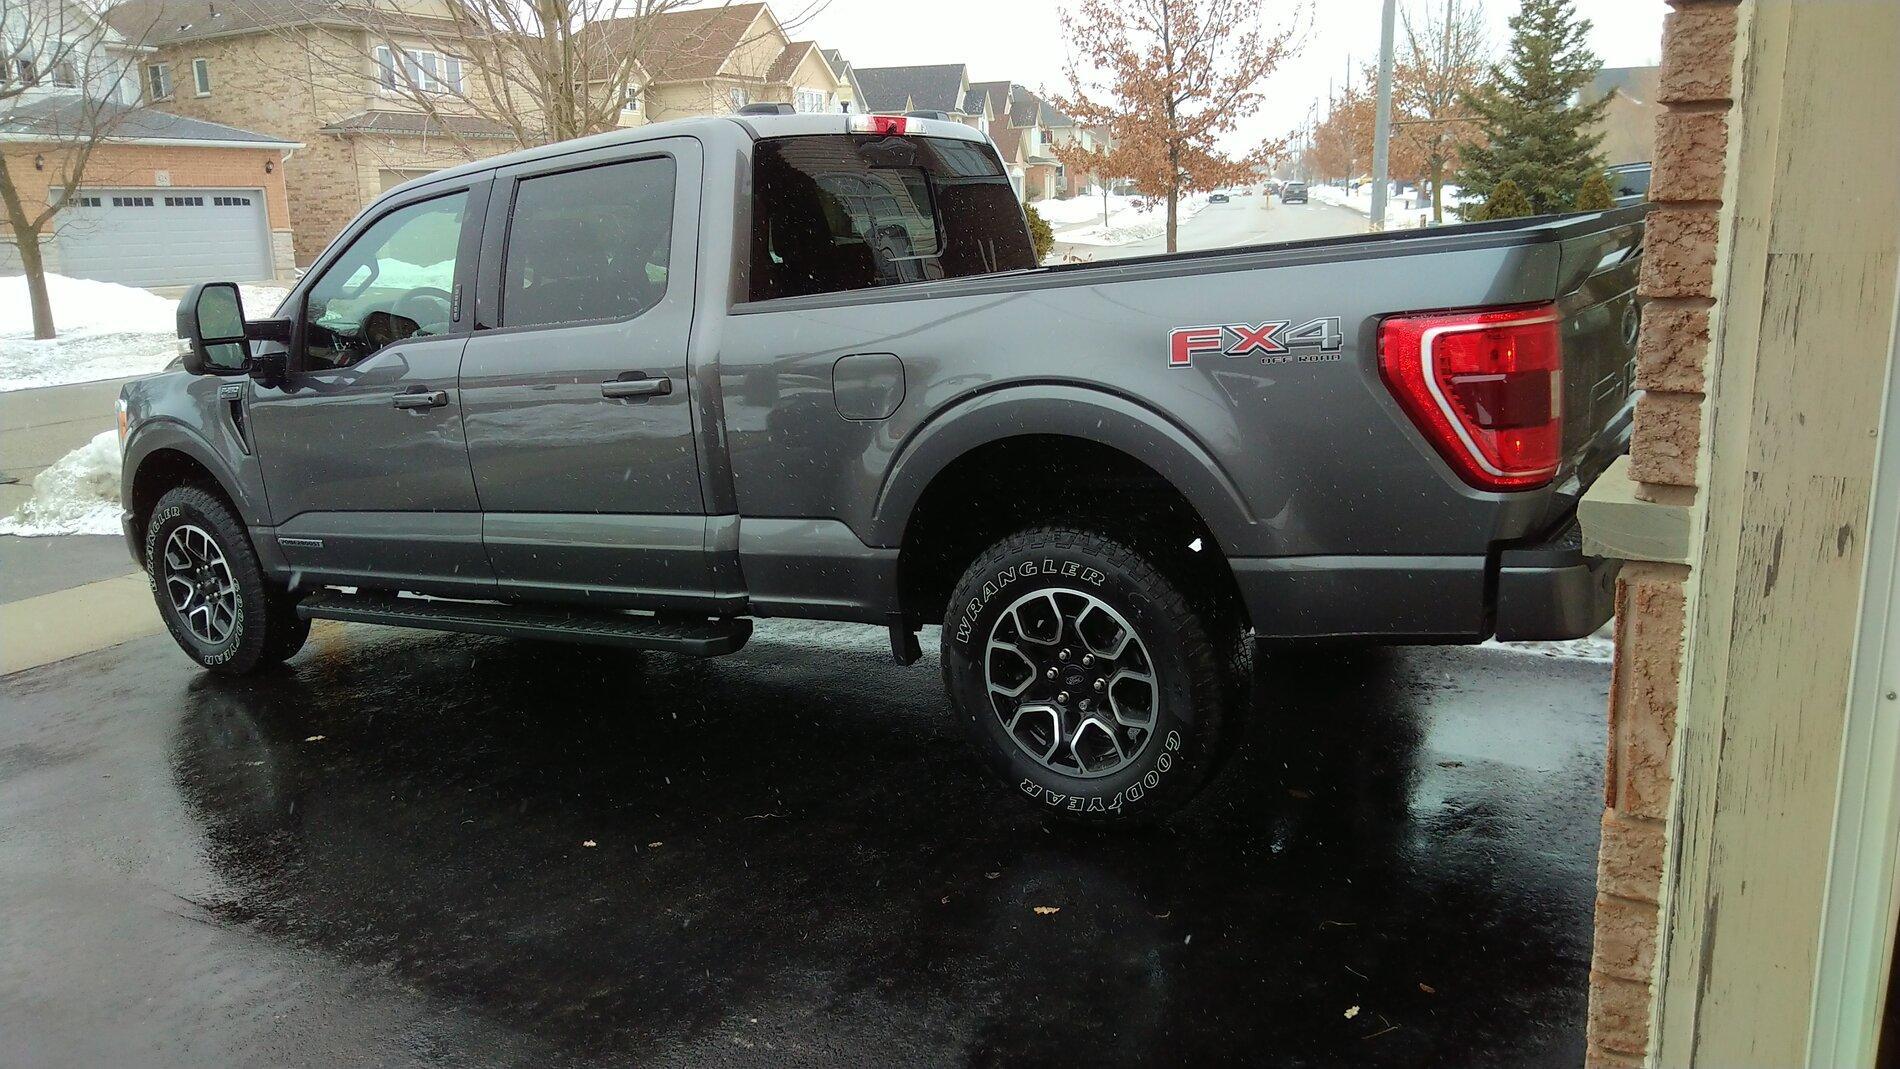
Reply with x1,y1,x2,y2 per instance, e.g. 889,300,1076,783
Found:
789,0,1667,151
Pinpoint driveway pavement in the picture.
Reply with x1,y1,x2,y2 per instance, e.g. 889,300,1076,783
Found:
1053,193,1370,262
2,620,1609,1066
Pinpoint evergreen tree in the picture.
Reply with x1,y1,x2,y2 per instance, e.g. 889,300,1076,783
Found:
1456,0,1608,216
1475,178,1533,220
1575,171,1614,211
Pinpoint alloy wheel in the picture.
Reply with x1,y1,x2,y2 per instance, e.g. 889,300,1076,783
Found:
163,523,239,645
984,587,1160,778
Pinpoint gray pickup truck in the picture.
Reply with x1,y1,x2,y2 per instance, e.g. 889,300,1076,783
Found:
121,111,1641,822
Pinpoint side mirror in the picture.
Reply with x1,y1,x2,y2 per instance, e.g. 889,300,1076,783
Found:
177,282,252,375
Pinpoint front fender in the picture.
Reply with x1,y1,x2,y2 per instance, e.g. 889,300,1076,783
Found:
869,384,1267,555
122,416,268,528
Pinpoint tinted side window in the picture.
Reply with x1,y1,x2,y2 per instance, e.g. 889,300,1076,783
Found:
502,156,676,329
750,134,1036,302
302,192,467,370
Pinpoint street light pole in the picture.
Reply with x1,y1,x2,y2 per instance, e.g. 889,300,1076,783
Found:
1369,0,1398,231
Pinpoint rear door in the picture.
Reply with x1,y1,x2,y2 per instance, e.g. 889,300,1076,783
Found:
460,137,712,609
249,180,493,597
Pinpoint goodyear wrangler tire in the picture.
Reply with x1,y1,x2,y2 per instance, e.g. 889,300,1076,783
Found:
146,485,306,675
941,526,1234,824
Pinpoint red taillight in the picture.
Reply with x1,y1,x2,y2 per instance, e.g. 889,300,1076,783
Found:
848,114,909,135
1379,305,1563,490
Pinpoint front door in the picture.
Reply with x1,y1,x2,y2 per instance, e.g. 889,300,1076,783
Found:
460,139,712,609
249,181,495,597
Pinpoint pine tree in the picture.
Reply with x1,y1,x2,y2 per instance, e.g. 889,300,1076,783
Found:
1575,171,1614,211
1456,0,1608,216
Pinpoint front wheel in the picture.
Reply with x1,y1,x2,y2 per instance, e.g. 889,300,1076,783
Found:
146,485,308,674
941,527,1238,824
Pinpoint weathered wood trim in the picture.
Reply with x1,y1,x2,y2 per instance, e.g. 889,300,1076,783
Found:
1806,257,1900,1068
1652,1,1900,1064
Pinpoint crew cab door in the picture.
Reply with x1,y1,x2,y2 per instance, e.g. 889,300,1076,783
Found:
460,137,712,609
249,180,494,597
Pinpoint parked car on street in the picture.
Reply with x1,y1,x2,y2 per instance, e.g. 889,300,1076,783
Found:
1280,181,1309,203
122,111,1642,823
1208,191,1230,203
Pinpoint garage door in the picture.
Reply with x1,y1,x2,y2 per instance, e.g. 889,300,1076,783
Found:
56,188,272,287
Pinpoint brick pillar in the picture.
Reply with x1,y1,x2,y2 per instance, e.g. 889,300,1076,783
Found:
1583,1,1739,1064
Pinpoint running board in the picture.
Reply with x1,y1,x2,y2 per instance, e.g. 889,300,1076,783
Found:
298,591,751,656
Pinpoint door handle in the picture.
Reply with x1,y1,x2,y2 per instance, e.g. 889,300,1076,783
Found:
601,377,672,399
393,389,449,410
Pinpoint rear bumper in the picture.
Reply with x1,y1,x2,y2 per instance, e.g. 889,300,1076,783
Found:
1492,532,1621,641
1230,522,1620,643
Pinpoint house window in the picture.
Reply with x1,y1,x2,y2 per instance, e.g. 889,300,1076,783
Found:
728,87,747,111
375,46,464,95
146,62,172,100
15,58,38,86
110,195,155,207
212,195,253,206
794,87,827,114
621,84,640,113
192,58,210,95
162,195,205,206
75,195,102,207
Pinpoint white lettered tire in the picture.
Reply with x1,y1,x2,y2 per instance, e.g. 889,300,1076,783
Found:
941,526,1236,824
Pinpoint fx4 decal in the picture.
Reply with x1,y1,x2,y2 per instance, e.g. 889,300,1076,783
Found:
1169,317,1345,368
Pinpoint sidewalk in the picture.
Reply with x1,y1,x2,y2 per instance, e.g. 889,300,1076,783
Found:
1,375,159,674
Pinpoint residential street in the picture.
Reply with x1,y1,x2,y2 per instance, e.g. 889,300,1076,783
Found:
2,620,1608,1067
1053,192,1371,262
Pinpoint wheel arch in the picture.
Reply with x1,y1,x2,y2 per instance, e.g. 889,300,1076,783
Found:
879,387,1258,629
123,423,248,566
871,385,1259,552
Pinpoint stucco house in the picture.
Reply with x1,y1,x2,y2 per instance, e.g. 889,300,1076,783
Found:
2,0,299,284
590,2,844,124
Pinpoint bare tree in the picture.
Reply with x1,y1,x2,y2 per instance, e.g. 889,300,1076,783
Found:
1,0,152,338
1052,0,1302,253
1392,0,1489,222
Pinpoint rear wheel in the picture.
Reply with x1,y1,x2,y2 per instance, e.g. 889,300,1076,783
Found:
941,526,1238,824
146,485,307,674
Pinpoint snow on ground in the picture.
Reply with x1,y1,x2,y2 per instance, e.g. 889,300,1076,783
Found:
1045,191,1214,246
1311,183,1465,230
0,429,122,537
1486,623,1616,663
1,274,288,392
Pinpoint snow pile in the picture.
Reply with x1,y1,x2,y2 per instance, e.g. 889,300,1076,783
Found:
1045,191,1214,246
1485,622,1615,662
1,274,288,391
0,429,123,536
1311,183,1465,229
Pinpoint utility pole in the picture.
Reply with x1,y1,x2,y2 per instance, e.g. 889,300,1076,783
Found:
1369,0,1398,231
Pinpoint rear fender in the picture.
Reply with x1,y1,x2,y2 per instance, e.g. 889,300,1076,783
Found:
870,385,1263,555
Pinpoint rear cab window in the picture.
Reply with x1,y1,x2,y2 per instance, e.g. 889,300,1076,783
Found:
749,133,1037,302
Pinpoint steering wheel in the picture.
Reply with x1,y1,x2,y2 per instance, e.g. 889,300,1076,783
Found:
391,286,454,335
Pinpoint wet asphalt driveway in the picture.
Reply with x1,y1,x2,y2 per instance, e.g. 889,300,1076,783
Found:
2,621,1607,1067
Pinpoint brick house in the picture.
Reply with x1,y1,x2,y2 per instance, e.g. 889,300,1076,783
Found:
966,81,1069,201
1576,0,1900,1063
104,0,525,267
1585,66,1664,168
2,0,298,284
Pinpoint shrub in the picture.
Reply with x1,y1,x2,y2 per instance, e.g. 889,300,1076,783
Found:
1476,178,1533,221
1574,171,1615,211
1023,201,1054,261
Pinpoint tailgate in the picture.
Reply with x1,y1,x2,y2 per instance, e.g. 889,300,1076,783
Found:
1552,208,1646,490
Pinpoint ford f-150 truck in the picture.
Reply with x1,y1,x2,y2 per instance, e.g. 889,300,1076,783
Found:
121,111,1641,822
